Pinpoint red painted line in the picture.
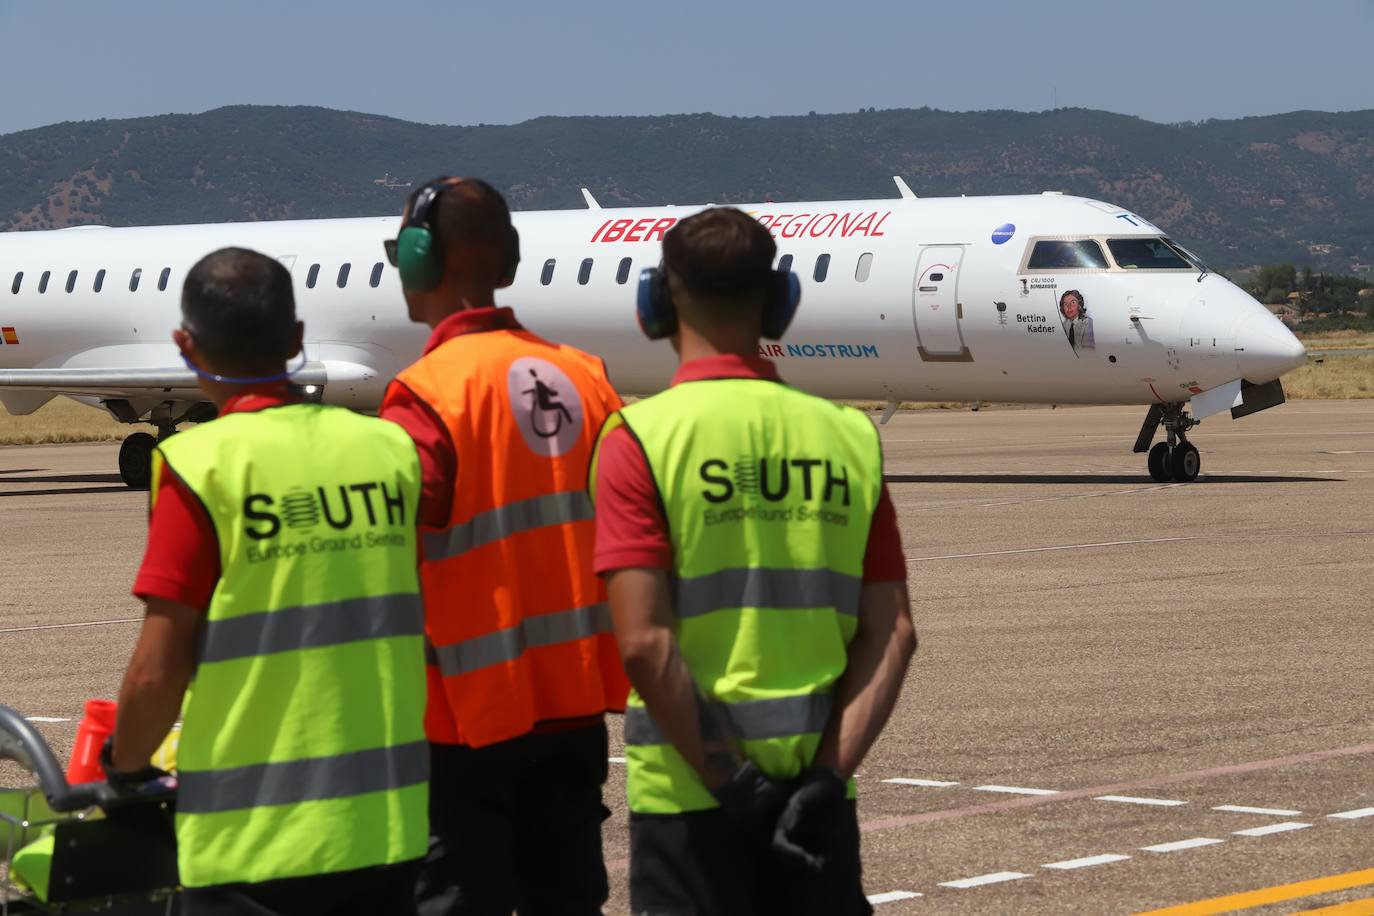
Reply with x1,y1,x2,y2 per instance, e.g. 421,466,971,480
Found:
860,743,1374,833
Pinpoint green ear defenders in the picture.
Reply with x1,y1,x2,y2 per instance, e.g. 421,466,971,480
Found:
394,177,521,292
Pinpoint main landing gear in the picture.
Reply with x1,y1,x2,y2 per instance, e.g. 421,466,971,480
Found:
108,399,215,489
116,423,177,490
1135,403,1201,483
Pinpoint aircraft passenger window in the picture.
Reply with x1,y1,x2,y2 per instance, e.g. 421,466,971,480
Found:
813,254,831,282
1107,237,1193,270
337,263,351,288
370,262,384,288
616,257,632,285
1027,239,1109,270
11,272,21,294
158,267,171,291
578,258,593,286
777,254,794,273
306,263,320,289
39,271,51,294
93,269,106,293
541,259,556,286
129,268,142,292
855,252,873,282
66,270,78,294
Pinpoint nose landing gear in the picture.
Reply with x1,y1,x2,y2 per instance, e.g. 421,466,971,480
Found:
1136,403,1201,482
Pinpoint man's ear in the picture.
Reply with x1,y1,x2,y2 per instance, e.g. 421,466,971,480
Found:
172,327,197,363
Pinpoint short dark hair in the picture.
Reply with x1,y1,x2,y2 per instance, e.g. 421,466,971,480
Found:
182,247,296,371
432,178,514,286
662,207,776,311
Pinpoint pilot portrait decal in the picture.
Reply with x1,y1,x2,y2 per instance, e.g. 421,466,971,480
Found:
1058,289,1094,355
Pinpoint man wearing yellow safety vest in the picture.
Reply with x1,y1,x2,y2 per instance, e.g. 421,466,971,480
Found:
592,208,918,915
379,178,628,914
107,248,429,915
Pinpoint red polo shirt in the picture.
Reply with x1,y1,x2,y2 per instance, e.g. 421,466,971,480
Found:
593,353,906,581
132,386,301,609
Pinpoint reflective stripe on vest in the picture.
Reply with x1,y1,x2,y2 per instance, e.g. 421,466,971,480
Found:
391,329,629,749
602,378,883,814
157,405,428,887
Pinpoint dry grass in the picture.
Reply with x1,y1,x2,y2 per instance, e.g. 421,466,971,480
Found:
1296,330,1374,350
0,397,124,445
1284,353,1374,399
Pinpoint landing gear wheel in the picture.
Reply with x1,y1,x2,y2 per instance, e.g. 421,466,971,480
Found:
1170,441,1201,482
1147,442,1173,482
118,432,157,490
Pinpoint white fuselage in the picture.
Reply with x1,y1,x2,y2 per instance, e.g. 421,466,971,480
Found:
0,193,1305,419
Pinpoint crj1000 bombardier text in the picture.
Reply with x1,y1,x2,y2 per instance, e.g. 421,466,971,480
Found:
0,180,1306,488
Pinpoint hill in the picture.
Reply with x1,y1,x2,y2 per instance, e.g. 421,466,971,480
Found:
2,105,1373,273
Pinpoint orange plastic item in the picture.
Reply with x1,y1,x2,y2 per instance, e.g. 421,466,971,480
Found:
66,698,117,784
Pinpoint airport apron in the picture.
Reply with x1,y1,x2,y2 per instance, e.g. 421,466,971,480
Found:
593,378,883,814
155,404,429,888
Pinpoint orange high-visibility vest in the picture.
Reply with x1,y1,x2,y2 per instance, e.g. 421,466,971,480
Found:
390,326,629,748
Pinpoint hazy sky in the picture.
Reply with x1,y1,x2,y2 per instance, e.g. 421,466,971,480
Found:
1,0,1371,136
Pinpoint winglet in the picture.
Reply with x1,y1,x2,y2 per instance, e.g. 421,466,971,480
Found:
581,188,601,209
893,176,916,200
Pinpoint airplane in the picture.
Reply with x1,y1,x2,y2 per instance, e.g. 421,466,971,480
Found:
0,180,1306,489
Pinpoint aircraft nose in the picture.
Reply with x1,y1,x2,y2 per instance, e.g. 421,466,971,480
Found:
1236,312,1306,383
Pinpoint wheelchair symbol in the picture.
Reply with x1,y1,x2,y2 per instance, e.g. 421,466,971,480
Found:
523,368,573,439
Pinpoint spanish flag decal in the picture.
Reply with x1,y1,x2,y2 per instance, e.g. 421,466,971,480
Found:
1,327,17,345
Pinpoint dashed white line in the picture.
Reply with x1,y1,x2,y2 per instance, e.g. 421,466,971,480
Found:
1213,804,1303,816
885,778,959,788
939,871,1031,889
908,535,1204,562
608,757,626,764
1329,807,1374,820
867,890,922,904
973,785,1060,796
1232,821,1312,837
24,716,70,723
1141,837,1224,853
1095,795,1186,807
0,617,142,635
1043,853,1131,870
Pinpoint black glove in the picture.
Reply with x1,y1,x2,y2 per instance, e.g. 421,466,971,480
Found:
710,761,793,843
99,737,171,793
772,766,849,872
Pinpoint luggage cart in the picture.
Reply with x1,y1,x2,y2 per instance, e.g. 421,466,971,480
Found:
0,705,178,914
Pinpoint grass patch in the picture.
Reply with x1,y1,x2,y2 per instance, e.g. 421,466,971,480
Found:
0,398,125,445
1284,353,1374,399
1296,330,1374,350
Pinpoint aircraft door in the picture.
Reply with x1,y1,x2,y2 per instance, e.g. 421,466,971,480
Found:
912,246,968,359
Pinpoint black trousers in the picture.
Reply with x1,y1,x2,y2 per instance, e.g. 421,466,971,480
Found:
416,722,611,916
180,859,420,916
629,802,872,916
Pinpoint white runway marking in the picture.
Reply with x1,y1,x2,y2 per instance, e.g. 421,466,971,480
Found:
608,757,626,764
885,778,959,788
1141,837,1224,853
1232,821,1311,837
1213,804,1302,816
939,871,1030,889
0,617,142,635
1042,853,1130,870
867,890,922,904
973,785,1060,796
1329,807,1374,819
909,535,1204,562
1095,795,1186,807
24,716,70,723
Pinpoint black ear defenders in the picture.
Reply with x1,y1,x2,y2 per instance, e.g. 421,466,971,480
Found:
636,264,801,341
394,177,521,292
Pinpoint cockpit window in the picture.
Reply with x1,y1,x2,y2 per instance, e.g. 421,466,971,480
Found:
1026,239,1109,270
1107,237,1193,270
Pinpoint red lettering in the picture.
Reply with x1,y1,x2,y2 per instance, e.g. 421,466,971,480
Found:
590,218,613,242
835,212,858,237
756,214,775,230
771,344,785,357
757,344,772,358
851,212,877,237
602,219,633,243
781,214,810,239
625,218,654,243
769,215,791,238
871,211,891,237
645,217,676,241
809,213,838,237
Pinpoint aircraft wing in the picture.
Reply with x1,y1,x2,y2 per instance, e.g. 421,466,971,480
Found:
0,364,329,401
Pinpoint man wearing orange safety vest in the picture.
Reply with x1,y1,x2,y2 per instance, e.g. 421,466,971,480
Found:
380,177,629,915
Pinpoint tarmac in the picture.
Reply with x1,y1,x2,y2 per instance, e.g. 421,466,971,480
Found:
1,399,1371,914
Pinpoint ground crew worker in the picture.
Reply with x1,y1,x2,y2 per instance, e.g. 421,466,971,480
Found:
106,247,429,914
379,177,629,915
592,208,918,916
